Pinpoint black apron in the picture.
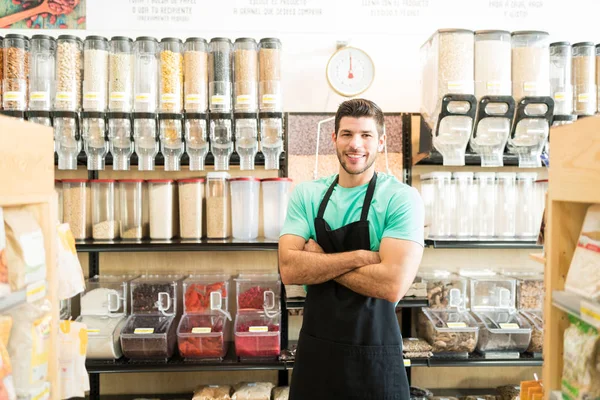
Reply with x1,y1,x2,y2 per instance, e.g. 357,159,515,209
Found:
289,173,410,400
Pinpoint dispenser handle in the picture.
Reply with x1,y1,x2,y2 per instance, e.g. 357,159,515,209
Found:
433,94,477,139
509,96,554,140
472,95,515,139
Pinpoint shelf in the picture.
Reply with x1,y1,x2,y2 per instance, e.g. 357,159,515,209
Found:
96,396,190,400
529,253,546,264
425,239,542,249
416,150,520,166
75,238,279,252
285,297,429,311
0,289,26,314
426,352,543,367
552,290,600,325
431,388,504,397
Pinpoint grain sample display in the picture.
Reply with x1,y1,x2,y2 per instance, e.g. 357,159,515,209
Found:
511,31,550,102
109,36,134,112
208,38,232,112
184,38,208,113
515,276,544,310
178,179,205,239
2,34,29,111
159,38,184,112
55,35,82,111
83,36,109,112
572,42,596,115
234,38,258,112
62,179,90,240
417,310,478,354
206,173,230,239
29,35,56,111
258,38,282,112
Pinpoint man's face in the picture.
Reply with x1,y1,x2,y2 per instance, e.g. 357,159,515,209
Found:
333,116,384,176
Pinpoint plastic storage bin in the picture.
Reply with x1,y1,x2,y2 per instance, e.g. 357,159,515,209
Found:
148,179,177,240
159,38,184,113
417,309,479,355
511,31,550,102
421,172,453,238
234,38,258,112
120,315,178,360
118,179,145,240
109,36,134,112
209,38,232,112
469,277,517,311
572,42,596,116
474,30,511,99
2,34,30,111
474,172,496,238
184,38,208,113
91,179,118,240
502,272,544,311
258,38,282,112
29,35,56,111
177,314,229,360
549,42,573,115
55,35,82,111
520,310,543,354
62,179,90,240
453,172,474,238
471,310,532,354
418,270,467,310
206,172,231,239
234,312,281,358
178,178,205,240
515,173,539,239
235,274,280,313
230,177,260,240
183,275,230,315
133,36,159,113
496,172,517,238
130,275,183,316
79,315,127,359
80,275,130,316
261,178,293,240
83,36,109,112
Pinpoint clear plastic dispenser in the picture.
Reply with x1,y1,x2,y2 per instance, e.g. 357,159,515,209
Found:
210,113,233,171
2,34,30,111
258,38,282,112
549,42,573,116
159,113,184,172
259,112,284,170
108,36,134,113
507,97,553,168
235,113,259,170
108,112,133,171
184,113,209,171
133,36,159,113
234,38,258,113
54,111,81,170
29,35,56,112
83,35,109,112
209,38,232,113
133,112,158,171
81,111,108,170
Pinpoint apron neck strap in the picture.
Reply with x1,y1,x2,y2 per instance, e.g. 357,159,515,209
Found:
317,173,378,221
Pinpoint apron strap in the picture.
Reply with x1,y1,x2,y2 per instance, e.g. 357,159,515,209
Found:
317,175,339,219
360,172,378,222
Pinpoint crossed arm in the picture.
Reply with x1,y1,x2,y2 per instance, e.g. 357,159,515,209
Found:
278,235,423,303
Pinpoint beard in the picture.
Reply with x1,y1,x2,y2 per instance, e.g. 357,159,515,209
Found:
336,147,377,175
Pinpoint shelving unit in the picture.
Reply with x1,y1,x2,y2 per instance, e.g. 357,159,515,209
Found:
75,238,279,252
425,239,542,249
416,149,521,166
544,116,600,399
0,117,59,399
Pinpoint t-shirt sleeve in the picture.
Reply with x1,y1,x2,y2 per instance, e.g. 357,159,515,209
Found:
382,187,425,246
280,184,311,240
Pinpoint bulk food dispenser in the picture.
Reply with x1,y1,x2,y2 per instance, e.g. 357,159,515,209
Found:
572,42,597,116
108,112,133,170
209,38,233,170
471,30,514,167
28,35,55,128
234,38,259,170
184,38,209,171
420,30,476,166
549,42,573,116
3,34,30,111
259,38,284,170
133,37,159,170
81,112,108,170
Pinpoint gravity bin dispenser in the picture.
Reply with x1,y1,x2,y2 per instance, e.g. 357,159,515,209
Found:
133,113,159,171
184,113,209,171
54,111,81,170
108,112,134,171
432,95,477,167
235,113,259,171
81,111,108,170
159,113,184,171
210,113,233,171
260,112,284,170
508,96,554,168
470,96,515,167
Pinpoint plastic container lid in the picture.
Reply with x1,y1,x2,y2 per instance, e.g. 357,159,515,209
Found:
235,38,257,43
4,34,28,40
573,42,595,48
521,310,543,330
90,179,117,183
474,30,511,35
136,36,158,42
62,179,88,183
85,35,108,42
185,37,207,44
119,179,145,183
207,172,231,180
31,34,54,41
58,35,82,42
511,31,549,36
550,41,571,47
210,37,232,43
259,38,282,44
261,178,293,182
178,178,206,184
459,268,496,277
111,36,133,42
161,37,183,43
146,179,175,183
230,177,261,182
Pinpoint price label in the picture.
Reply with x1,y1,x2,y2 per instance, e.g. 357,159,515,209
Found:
486,81,501,89
4,91,24,101
134,328,155,334
26,281,46,303
581,300,600,329
135,93,151,103
161,93,177,104
236,95,252,104
110,92,127,102
192,327,212,334
84,92,100,100
30,92,49,102
262,94,278,104
87,329,100,335
523,82,537,92
578,93,591,103
499,323,520,330
446,322,467,328
554,92,566,101
186,94,203,104
56,92,74,101
403,359,411,367
211,95,227,105
249,326,268,333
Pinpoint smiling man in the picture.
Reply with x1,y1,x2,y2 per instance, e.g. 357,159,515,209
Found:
279,99,424,400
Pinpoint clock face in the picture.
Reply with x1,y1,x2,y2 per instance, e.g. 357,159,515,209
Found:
326,46,375,97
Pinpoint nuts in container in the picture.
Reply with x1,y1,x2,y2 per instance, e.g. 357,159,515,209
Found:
521,310,543,353
417,309,478,354
419,270,467,309
501,271,544,310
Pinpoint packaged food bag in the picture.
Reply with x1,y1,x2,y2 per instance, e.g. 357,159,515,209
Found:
0,208,10,298
565,205,600,300
232,382,274,400
56,223,85,300
193,385,232,400
562,316,600,400
59,320,90,399
273,386,289,400
4,208,46,291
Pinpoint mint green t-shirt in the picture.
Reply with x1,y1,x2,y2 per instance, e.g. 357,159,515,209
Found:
280,173,425,250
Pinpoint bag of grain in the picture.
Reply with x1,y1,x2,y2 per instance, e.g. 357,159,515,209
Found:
232,382,274,400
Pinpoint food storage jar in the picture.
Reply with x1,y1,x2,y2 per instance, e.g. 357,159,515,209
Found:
83,36,109,112
29,35,55,111
209,38,232,112
511,31,550,102
471,310,532,355
520,310,543,354
184,113,209,171
130,274,184,316
183,275,230,315
120,315,178,360
421,172,453,238
3,34,30,111
178,178,205,240
79,315,127,359
550,42,573,115
516,172,539,239
420,29,474,130
91,179,118,240
109,36,134,112
572,42,596,116
474,172,496,238
148,179,178,240
230,177,260,240
133,37,159,113
234,312,281,359
259,113,284,170
62,179,90,240
235,114,259,170
184,38,208,113
469,277,517,311
118,179,144,240
235,273,281,314
258,38,282,112
261,178,293,240
55,35,82,112
80,275,132,316
495,172,517,238
501,271,544,311
452,172,474,238
417,309,479,355
177,314,229,360
474,30,511,99
159,38,184,113
206,172,231,239
418,270,467,310
234,38,258,112
54,179,63,223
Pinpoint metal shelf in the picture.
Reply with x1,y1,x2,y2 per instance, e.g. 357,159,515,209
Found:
285,297,429,311
425,239,542,249
552,290,600,322
75,238,279,253
415,150,520,166
425,352,543,367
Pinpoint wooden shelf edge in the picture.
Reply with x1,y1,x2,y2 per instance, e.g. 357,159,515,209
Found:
529,253,546,264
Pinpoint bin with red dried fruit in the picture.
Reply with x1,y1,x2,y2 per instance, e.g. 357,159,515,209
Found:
177,314,229,360
184,275,230,314
235,273,281,312
234,312,280,359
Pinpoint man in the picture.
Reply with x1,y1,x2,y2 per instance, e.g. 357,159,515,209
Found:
279,99,424,400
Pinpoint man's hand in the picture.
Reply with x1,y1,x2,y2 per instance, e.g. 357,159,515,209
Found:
303,239,324,254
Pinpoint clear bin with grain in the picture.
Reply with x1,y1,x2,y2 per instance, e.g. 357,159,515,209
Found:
62,179,90,240
54,110,81,170
82,111,109,170
29,35,55,111
148,179,178,240
109,36,134,112
258,38,282,112
474,30,511,99
133,36,159,113
210,114,234,171
2,34,29,111
469,277,517,311
184,37,208,113
261,178,293,240
209,37,232,112
511,31,550,102
55,35,82,111
183,274,230,315
177,314,229,360
159,38,184,113
230,177,260,240
159,113,184,171
417,309,479,356
572,42,596,116
471,310,532,355
206,172,230,239
418,270,467,310
501,271,544,311
550,42,573,115
118,179,144,240
234,38,258,112
91,179,118,240
178,178,205,240
83,36,109,112
520,310,543,354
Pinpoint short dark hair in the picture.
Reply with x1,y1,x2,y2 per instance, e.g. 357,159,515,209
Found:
334,99,384,136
